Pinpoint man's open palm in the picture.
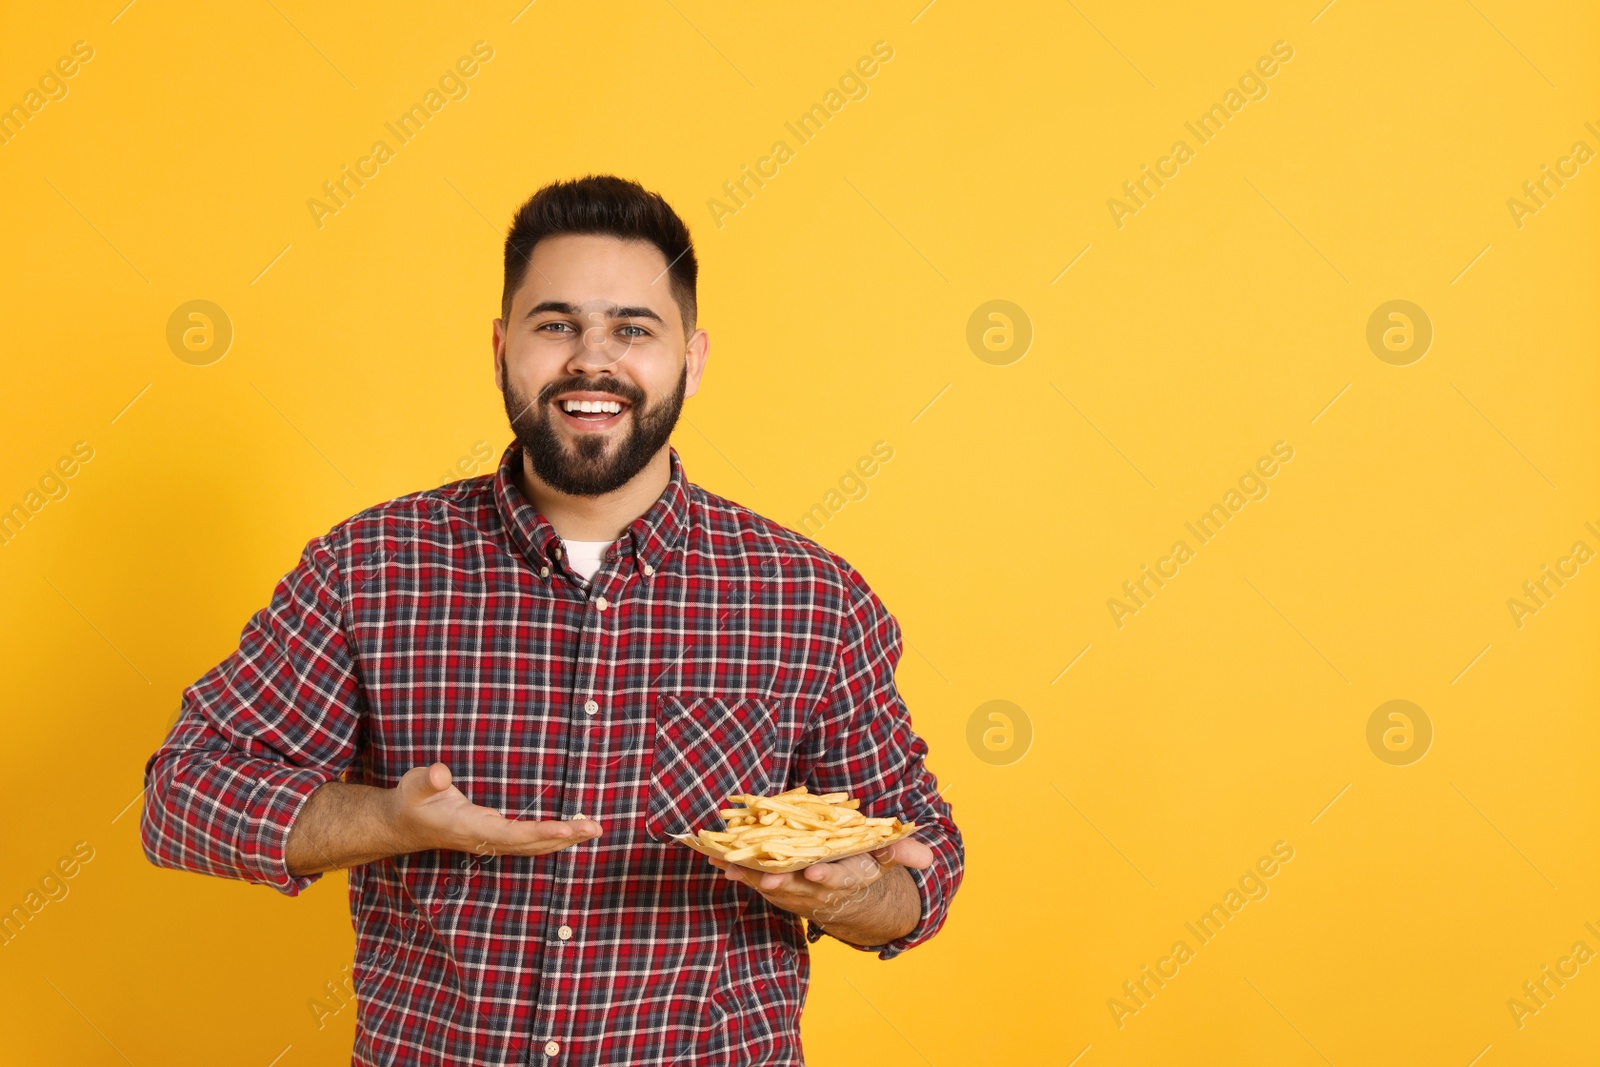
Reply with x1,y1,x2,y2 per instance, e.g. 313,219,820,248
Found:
397,762,602,857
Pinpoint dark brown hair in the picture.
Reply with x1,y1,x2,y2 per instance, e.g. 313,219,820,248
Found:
501,174,697,337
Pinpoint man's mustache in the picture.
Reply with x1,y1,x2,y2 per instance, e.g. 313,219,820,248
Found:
539,380,642,407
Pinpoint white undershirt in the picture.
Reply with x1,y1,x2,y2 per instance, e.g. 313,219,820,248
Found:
560,538,615,581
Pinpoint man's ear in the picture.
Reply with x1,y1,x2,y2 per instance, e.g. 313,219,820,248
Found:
684,328,710,400
492,317,506,390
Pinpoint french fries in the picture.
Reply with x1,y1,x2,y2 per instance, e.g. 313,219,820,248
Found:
682,785,918,872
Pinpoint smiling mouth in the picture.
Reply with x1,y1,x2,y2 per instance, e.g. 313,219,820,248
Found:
554,396,632,429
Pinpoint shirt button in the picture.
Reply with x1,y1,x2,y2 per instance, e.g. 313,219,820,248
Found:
594,595,608,611
552,547,562,559
539,566,550,578
582,699,599,715
557,924,573,941
643,562,655,576
572,812,588,820
544,1040,560,1056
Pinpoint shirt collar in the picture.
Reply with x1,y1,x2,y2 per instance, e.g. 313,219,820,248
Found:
491,438,691,582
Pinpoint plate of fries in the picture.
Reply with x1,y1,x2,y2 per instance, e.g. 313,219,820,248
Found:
673,785,920,873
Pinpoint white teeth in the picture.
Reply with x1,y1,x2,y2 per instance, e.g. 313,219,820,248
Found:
561,399,623,414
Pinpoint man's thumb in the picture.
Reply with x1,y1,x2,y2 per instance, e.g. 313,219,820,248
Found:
419,761,452,795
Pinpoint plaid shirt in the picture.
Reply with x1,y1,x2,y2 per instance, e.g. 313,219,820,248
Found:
141,440,963,1066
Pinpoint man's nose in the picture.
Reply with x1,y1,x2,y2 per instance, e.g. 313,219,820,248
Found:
572,328,626,367
572,311,626,366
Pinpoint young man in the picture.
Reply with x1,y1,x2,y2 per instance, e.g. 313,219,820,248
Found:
141,174,963,1066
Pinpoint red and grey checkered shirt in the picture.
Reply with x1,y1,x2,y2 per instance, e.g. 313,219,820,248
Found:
141,440,963,1066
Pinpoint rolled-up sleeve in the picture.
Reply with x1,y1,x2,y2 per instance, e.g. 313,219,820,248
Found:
140,531,365,897
801,559,964,960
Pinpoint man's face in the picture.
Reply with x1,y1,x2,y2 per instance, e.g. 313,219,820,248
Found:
493,233,708,496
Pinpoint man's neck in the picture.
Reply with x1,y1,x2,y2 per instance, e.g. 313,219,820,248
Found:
514,447,671,542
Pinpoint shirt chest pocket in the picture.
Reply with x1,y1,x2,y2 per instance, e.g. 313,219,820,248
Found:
643,695,778,843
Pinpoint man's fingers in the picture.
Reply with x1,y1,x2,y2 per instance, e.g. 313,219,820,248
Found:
397,765,602,856
718,863,765,886
467,812,602,854
399,761,453,799
883,838,935,870
484,816,602,843
708,850,896,893
802,853,881,889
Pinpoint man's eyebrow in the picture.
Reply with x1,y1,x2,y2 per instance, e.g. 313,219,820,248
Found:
524,301,665,325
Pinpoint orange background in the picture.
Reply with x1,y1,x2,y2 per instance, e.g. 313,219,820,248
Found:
2,1,1597,1064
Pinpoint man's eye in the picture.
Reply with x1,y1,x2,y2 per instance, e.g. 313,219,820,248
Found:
619,325,648,338
537,322,574,334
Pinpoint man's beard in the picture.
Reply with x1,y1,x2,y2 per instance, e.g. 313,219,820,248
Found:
501,361,687,496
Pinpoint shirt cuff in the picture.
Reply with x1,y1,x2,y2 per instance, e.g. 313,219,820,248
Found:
235,764,341,896
804,863,933,960
805,917,884,954
869,862,934,960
